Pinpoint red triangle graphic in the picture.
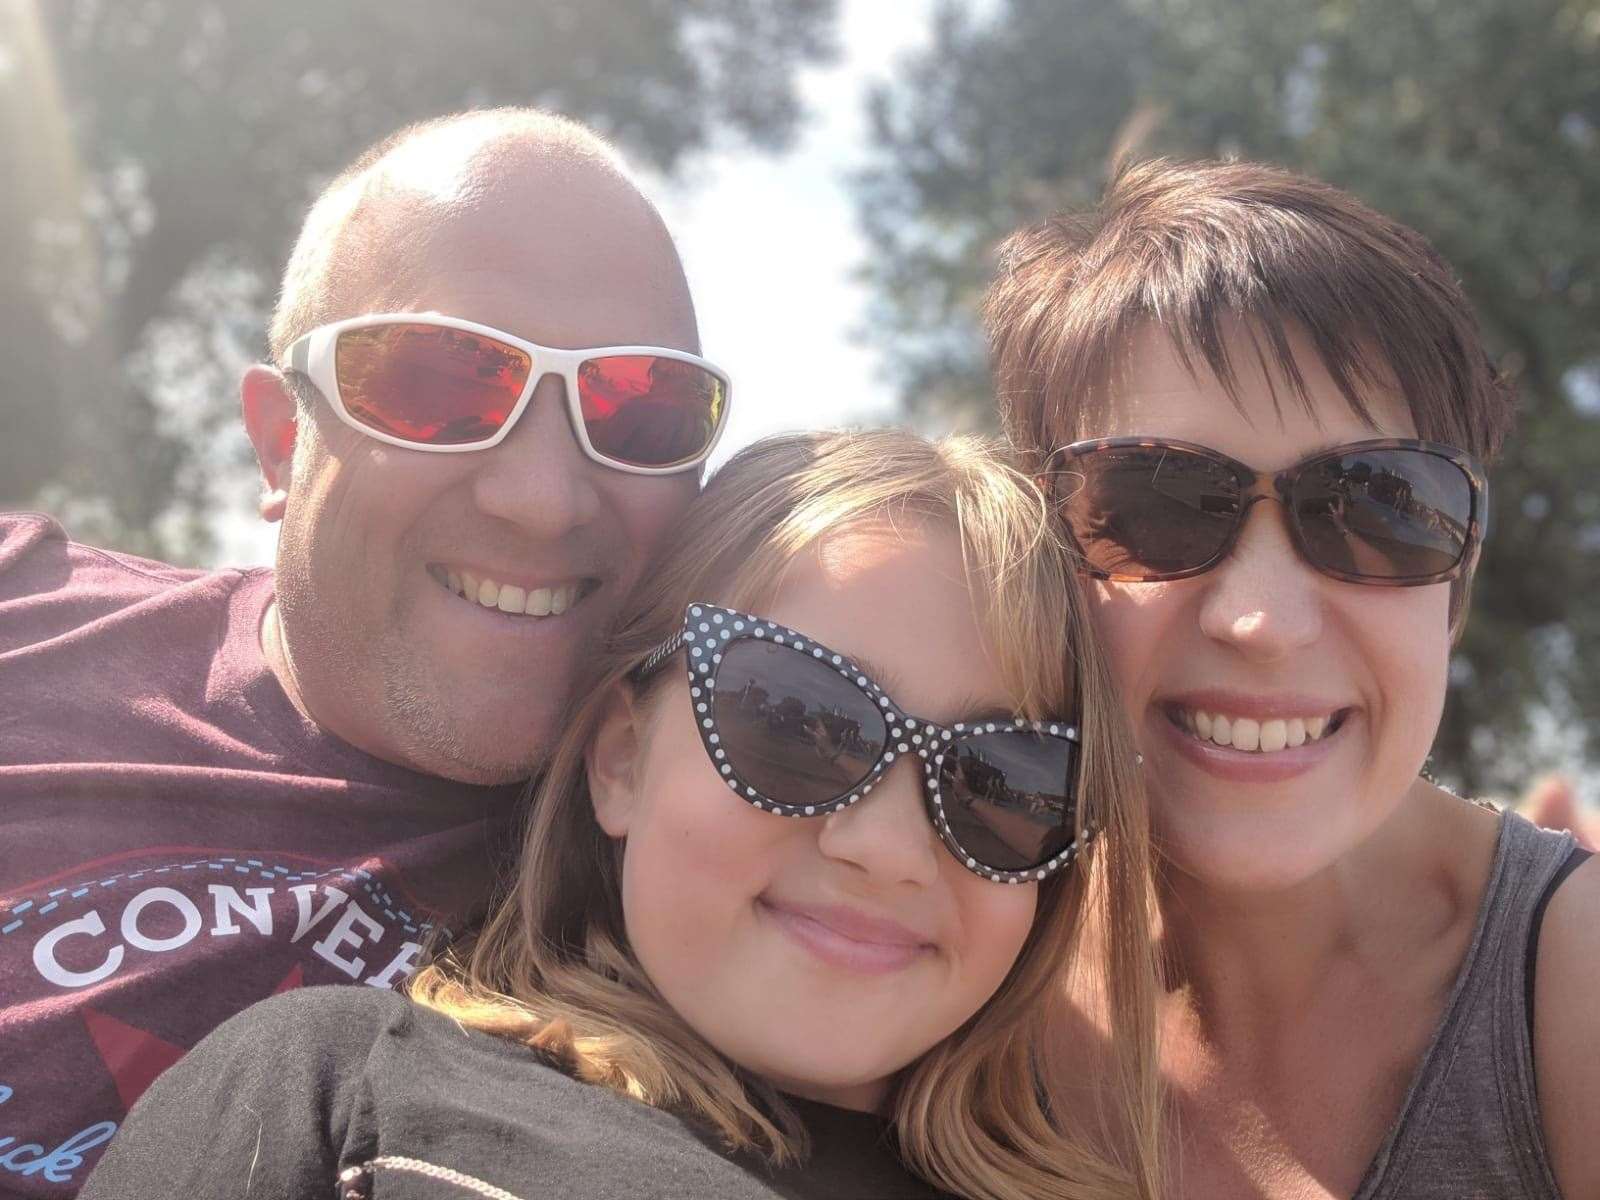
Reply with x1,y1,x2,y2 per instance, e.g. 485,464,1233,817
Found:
81,1008,187,1112
272,963,305,994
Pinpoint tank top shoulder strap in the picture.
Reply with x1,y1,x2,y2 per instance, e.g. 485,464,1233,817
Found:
1354,810,1576,1200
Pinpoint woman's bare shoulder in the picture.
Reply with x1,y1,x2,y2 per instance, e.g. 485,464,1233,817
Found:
1532,852,1600,1198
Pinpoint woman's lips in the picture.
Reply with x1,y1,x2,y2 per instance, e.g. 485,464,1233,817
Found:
1154,706,1355,784
758,899,933,974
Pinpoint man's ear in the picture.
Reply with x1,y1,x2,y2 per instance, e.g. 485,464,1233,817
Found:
587,682,647,839
240,365,299,523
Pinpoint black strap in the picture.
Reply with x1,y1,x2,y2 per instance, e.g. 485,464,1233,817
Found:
1525,844,1593,1041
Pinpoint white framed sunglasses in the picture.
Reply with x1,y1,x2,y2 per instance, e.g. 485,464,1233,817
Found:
285,312,732,475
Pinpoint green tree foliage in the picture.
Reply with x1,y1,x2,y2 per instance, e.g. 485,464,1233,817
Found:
0,0,836,558
854,0,1600,794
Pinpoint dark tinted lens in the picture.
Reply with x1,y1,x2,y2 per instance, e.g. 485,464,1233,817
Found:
578,355,726,468
712,639,887,808
335,324,531,445
1291,449,1474,581
1059,446,1242,578
938,731,1076,872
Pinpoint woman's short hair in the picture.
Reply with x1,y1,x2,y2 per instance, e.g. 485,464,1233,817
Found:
984,156,1515,628
411,429,1163,1200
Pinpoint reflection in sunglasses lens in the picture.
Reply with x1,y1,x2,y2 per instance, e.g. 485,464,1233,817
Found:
1063,447,1241,576
336,324,531,444
938,732,1075,871
1292,449,1473,581
579,355,726,468
712,640,886,809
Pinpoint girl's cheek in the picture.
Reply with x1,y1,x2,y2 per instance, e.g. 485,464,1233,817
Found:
961,881,1038,976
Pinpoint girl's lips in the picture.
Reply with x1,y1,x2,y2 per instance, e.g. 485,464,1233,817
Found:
758,899,933,975
1154,706,1354,785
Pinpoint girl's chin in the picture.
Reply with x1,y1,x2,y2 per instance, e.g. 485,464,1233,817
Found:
767,1076,892,1113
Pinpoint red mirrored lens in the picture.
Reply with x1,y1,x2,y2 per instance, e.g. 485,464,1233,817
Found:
335,324,532,445
712,639,886,807
938,732,1076,871
577,355,725,468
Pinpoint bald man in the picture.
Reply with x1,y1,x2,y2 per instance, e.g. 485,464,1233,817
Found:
0,109,725,1196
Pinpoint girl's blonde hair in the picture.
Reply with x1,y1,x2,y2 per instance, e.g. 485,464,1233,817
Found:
410,430,1163,1200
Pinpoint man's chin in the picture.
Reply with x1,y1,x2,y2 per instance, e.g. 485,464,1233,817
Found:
384,712,555,785
378,672,564,785
423,752,544,787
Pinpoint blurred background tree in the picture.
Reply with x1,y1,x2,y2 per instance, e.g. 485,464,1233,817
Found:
852,0,1600,795
0,0,835,559
3,0,1593,795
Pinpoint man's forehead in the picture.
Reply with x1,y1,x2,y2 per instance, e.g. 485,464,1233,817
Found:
354,136,644,248
324,148,694,347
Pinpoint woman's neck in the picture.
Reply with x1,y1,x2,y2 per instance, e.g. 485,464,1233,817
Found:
1156,779,1495,1042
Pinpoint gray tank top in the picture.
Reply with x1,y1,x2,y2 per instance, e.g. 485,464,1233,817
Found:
1352,811,1577,1200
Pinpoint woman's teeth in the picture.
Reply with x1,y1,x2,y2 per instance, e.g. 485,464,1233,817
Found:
428,565,581,617
1175,708,1336,753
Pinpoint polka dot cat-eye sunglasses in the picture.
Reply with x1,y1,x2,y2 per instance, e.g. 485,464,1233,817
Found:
633,604,1094,883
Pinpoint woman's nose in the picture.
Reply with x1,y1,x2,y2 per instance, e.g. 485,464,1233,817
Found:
1197,499,1325,662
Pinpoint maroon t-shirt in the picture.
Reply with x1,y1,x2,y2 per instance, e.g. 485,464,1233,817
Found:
0,513,522,1197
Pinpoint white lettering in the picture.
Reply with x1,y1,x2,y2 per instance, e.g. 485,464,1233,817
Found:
364,940,423,989
28,878,415,994
119,887,202,953
207,886,275,936
311,900,385,980
289,884,349,943
32,912,123,989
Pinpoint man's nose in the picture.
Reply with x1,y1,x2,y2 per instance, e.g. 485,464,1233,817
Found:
469,374,602,535
1197,498,1325,662
814,756,943,888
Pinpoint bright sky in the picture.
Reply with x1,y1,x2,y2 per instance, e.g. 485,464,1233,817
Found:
652,0,936,467
221,0,934,566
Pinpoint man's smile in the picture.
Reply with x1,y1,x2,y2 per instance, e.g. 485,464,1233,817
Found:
426,563,598,619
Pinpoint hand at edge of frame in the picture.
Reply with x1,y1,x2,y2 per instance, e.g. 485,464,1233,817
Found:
1516,774,1599,852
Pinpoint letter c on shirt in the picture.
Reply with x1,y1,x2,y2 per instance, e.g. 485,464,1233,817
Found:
32,911,123,989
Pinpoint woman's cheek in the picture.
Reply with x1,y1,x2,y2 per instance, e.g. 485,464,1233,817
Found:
1344,582,1452,769
1086,581,1180,724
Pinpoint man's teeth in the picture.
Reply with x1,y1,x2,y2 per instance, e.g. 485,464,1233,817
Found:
429,566,580,617
1178,708,1335,753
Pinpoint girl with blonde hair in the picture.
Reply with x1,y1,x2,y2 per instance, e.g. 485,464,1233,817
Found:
83,430,1163,1200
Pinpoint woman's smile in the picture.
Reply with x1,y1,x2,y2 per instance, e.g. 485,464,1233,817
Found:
1152,687,1357,785
1154,703,1354,785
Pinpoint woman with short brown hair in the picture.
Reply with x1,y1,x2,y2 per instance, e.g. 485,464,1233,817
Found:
989,157,1598,1199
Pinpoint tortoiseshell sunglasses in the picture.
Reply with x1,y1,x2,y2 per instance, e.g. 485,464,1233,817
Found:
1044,438,1488,585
